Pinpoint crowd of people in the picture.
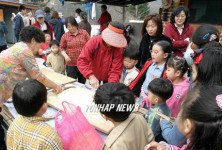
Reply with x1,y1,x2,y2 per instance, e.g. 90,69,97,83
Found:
0,4,222,150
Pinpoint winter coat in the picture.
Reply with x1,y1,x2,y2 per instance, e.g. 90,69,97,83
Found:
48,19,65,42
164,23,194,57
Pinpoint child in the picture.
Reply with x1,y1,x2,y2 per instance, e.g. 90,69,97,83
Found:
46,40,65,74
38,31,52,63
166,55,189,117
7,79,63,149
119,44,140,86
192,46,222,85
94,83,154,150
129,40,172,108
145,85,222,150
144,78,173,141
185,24,220,86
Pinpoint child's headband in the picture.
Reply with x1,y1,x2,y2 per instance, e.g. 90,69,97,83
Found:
202,33,219,42
190,49,203,64
216,95,222,109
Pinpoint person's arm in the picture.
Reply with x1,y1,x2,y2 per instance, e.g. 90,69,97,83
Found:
97,13,106,24
46,55,52,68
107,48,123,82
22,48,62,94
164,24,189,50
0,18,8,35
60,34,71,63
77,38,99,88
145,141,186,150
46,130,64,150
14,15,21,37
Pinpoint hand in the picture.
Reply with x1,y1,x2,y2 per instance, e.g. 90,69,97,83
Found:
53,84,63,94
144,141,166,150
160,117,164,122
89,75,99,89
184,38,190,42
46,50,51,54
64,56,71,63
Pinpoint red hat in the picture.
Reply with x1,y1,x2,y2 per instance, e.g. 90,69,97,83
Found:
102,24,127,48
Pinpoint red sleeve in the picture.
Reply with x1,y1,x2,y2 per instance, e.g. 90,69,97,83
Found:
97,13,105,24
164,24,189,50
77,37,97,79
60,34,67,52
108,48,123,82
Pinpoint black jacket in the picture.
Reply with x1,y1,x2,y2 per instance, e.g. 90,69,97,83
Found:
136,34,172,70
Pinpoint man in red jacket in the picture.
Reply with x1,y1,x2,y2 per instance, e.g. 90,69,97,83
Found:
77,21,127,89
97,5,112,33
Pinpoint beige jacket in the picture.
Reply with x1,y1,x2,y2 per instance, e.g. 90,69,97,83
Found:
46,52,65,74
103,113,154,150
24,17,36,26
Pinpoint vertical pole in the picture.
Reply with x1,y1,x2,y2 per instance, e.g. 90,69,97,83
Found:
135,5,138,20
123,6,125,24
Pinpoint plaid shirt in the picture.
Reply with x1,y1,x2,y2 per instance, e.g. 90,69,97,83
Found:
7,115,63,150
60,29,90,66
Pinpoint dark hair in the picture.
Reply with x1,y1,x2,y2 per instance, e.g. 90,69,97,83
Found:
123,43,140,60
101,5,107,10
19,26,45,43
12,79,47,117
141,14,163,37
170,5,189,24
94,83,135,122
44,7,50,13
148,78,173,101
75,8,82,15
50,40,59,47
51,11,59,20
167,55,188,76
65,16,78,28
192,24,220,49
43,30,51,35
154,40,173,54
181,85,222,150
19,5,26,12
109,21,124,30
196,46,222,85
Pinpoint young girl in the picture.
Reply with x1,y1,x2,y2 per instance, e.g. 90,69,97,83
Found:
137,14,172,70
166,55,189,117
129,40,172,108
145,85,222,150
184,24,220,86
192,46,222,85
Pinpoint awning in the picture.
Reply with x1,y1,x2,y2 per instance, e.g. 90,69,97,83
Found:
0,0,39,10
65,0,156,6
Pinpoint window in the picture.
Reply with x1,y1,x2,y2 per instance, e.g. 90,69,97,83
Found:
189,0,222,25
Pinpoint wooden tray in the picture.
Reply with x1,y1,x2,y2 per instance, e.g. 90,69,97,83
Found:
41,68,76,85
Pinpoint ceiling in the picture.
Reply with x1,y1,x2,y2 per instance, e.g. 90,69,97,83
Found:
66,0,156,6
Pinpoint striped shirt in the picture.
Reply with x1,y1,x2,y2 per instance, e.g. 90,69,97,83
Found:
60,29,90,66
7,115,63,150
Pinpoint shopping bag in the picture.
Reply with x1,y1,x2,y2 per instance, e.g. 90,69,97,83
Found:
55,101,104,150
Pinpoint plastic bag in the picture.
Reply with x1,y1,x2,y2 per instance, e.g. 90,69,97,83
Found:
183,43,194,66
55,101,104,150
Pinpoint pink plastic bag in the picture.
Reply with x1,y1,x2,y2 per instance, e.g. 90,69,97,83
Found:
55,101,104,150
